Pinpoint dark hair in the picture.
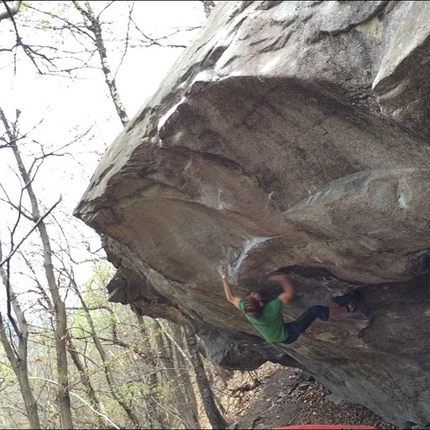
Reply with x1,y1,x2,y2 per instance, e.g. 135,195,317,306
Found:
244,295,263,318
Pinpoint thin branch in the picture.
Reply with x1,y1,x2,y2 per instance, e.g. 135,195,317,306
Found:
0,193,33,221
0,241,19,337
114,1,134,81
2,2,48,74
131,18,200,49
156,319,193,367
0,195,62,267
29,377,121,429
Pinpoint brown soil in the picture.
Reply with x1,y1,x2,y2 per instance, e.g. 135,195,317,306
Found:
215,363,398,430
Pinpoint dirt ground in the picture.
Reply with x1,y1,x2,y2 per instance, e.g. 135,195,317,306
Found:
214,362,398,430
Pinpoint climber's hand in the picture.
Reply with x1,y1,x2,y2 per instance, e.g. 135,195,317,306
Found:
218,265,228,278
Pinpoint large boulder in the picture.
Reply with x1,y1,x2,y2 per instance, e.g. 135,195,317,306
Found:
74,2,430,428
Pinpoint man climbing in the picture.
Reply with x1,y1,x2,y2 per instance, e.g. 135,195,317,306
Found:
219,265,360,345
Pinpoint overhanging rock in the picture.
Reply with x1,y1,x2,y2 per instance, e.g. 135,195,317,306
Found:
75,2,430,428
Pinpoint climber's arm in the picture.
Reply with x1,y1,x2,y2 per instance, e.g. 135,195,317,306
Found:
269,274,296,305
219,265,241,308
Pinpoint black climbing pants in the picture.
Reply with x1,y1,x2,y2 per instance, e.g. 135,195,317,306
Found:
281,305,330,345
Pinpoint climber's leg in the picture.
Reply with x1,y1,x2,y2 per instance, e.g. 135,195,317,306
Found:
281,322,301,344
281,306,329,344
295,305,330,330
291,306,330,332
280,298,360,345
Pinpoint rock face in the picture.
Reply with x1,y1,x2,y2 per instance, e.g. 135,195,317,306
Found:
74,1,430,428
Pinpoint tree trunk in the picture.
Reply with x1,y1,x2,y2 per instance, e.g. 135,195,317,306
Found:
153,319,200,428
73,283,142,428
72,1,130,127
169,322,200,426
0,106,74,429
184,325,227,429
66,336,106,428
0,310,40,428
0,244,40,428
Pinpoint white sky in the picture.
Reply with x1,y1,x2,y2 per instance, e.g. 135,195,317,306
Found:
1,0,207,213
0,1,207,310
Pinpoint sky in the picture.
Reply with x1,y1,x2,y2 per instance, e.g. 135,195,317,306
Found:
1,1,207,206
1,0,207,215
0,0,208,309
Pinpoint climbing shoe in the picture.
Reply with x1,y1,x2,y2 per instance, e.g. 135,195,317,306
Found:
345,291,361,312
333,290,355,306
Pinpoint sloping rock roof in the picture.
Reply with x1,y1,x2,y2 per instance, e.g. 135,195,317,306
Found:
75,2,430,428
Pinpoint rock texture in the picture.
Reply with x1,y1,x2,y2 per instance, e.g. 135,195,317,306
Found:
74,1,430,428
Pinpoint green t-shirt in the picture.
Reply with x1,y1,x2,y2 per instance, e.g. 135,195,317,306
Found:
238,297,288,343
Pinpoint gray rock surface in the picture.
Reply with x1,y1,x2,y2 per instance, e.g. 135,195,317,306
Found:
74,2,430,428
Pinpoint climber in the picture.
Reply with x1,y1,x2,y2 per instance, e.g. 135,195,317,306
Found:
219,265,360,345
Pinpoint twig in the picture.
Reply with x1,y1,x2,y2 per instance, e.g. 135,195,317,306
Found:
0,195,62,267
29,376,120,429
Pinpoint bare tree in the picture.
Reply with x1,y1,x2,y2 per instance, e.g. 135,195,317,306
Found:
0,106,74,429
2,1,205,128
167,321,200,426
69,273,142,428
26,255,106,429
185,324,228,429
71,1,130,127
93,310,167,428
151,319,200,428
0,2,220,428
0,241,40,429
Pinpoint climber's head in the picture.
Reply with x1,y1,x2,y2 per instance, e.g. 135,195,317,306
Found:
244,292,264,318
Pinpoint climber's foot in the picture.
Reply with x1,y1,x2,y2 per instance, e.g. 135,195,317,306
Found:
345,291,361,313
333,290,358,307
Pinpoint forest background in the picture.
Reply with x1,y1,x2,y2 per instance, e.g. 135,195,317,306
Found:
0,1,241,429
